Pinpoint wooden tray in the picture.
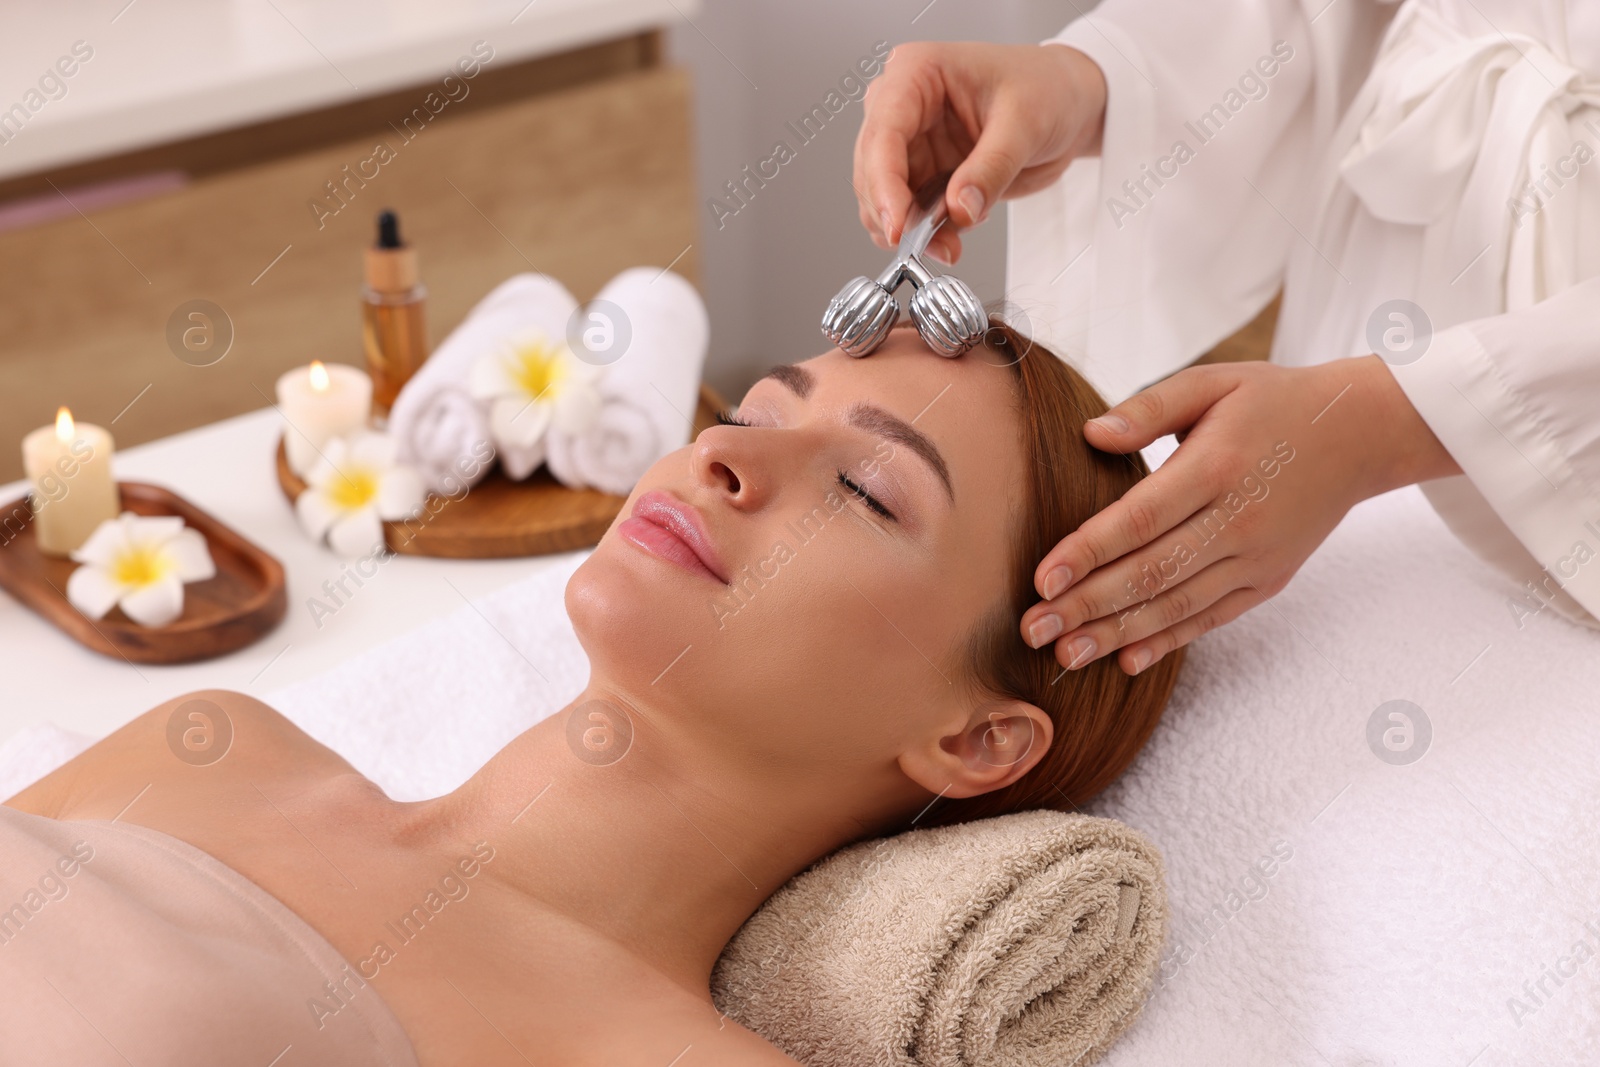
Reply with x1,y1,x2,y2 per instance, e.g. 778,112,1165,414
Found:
276,384,727,559
0,482,288,664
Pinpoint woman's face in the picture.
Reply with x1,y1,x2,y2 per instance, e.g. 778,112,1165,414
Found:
565,328,1030,787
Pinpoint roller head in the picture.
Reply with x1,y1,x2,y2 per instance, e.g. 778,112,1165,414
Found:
909,274,987,358
821,276,900,357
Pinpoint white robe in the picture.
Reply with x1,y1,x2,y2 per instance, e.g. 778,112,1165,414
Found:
1005,0,1600,630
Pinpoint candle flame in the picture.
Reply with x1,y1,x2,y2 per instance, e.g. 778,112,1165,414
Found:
55,407,74,443
309,360,330,392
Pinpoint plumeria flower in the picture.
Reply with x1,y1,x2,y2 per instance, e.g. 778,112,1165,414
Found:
67,512,216,628
295,432,424,557
468,330,602,479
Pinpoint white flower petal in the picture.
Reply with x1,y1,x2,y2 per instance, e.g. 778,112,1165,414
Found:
71,517,132,566
65,565,125,619
119,574,185,627
348,431,398,469
564,355,603,384
303,438,351,490
327,508,383,558
552,382,602,435
376,466,425,520
130,514,186,547
491,396,552,450
499,437,545,481
164,527,216,582
296,488,340,540
507,328,559,354
468,351,515,400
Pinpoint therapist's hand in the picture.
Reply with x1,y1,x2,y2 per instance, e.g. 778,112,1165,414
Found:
1019,357,1462,674
853,42,1107,265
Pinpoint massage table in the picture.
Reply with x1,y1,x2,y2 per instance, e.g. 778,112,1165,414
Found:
3,473,1596,1065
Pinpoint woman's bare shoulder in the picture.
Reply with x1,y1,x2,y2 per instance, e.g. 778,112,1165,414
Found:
2,689,359,818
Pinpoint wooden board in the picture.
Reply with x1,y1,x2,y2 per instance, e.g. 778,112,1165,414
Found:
0,483,287,664
275,385,725,559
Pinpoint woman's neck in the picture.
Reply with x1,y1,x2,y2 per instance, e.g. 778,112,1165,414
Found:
426,687,909,996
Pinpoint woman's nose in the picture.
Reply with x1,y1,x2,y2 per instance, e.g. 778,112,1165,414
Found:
689,428,774,510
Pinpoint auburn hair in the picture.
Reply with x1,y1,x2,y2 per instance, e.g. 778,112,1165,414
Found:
915,315,1185,827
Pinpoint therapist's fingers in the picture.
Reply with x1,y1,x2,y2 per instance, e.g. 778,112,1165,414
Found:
1032,447,1221,603
855,128,966,253
857,43,979,247
856,42,1109,249
945,96,1039,229
1022,494,1232,645
1043,558,1249,671
1033,368,1242,601
925,229,964,265
853,146,913,252
1118,586,1270,674
854,74,919,249
1083,365,1241,455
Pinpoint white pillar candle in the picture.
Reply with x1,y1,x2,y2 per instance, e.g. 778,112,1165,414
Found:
275,360,373,477
21,407,120,557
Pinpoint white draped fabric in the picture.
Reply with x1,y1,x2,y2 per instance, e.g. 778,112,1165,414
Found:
1006,0,1600,628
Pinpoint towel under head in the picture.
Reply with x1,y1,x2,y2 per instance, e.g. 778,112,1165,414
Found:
711,808,1167,1067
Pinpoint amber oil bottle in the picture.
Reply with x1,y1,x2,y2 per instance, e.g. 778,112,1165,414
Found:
362,209,429,417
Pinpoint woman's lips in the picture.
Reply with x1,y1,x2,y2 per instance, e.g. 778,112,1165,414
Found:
618,489,730,584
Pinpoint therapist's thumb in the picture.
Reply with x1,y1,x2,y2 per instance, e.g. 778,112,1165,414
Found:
1085,368,1235,452
946,103,1035,229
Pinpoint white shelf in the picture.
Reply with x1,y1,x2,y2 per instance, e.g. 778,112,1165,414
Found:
0,0,699,181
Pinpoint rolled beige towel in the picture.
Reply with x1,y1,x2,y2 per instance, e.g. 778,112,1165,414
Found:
711,809,1166,1067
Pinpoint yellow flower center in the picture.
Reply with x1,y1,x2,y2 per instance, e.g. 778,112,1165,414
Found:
327,467,379,511
112,544,172,588
508,337,569,401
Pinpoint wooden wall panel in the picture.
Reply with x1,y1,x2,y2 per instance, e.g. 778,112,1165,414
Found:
1195,293,1280,366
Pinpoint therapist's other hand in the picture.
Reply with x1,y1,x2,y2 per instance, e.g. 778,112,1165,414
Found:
854,42,1107,265
1019,357,1461,674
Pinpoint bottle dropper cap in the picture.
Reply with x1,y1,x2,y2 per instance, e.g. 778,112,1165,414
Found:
365,208,419,293
378,209,401,249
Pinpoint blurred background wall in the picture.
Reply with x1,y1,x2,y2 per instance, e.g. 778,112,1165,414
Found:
668,1,1077,400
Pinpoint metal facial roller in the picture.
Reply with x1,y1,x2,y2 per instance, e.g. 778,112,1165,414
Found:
821,173,988,358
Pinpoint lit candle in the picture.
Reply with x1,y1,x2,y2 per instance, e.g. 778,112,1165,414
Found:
275,360,373,476
21,407,120,557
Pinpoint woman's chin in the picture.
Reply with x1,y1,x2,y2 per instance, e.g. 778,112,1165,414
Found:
565,539,716,686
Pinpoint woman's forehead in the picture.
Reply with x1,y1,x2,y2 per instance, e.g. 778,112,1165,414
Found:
795,331,1024,490
803,327,1014,398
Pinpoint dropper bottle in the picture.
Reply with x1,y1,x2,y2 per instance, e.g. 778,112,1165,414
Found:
362,209,429,418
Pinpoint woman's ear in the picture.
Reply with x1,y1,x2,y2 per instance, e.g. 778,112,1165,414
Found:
897,698,1054,801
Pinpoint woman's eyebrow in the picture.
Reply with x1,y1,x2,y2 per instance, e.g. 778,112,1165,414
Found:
754,362,953,502
845,402,954,502
758,362,814,398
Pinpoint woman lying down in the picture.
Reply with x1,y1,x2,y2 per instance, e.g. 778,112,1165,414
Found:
1,318,1183,1066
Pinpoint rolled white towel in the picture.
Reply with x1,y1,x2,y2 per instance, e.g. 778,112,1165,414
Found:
545,268,710,496
388,273,579,494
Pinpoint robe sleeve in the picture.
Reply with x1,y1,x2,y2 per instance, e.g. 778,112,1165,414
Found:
1004,0,1394,403
1389,276,1600,627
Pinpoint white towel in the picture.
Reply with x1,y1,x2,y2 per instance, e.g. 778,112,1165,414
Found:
544,267,710,496
387,273,578,494
0,723,96,802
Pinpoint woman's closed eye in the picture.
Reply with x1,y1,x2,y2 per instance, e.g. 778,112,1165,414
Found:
716,409,898,523
838,471,896,521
